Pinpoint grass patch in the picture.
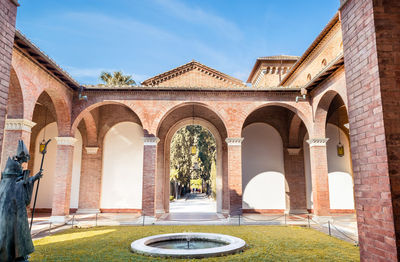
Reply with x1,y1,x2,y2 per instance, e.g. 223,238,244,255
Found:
32,225,359,261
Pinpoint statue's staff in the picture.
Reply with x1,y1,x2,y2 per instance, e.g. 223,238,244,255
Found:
30,139,51,231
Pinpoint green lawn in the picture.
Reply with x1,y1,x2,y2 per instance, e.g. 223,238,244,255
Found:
32,225,359,261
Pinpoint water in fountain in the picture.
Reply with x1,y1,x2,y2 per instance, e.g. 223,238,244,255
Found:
148,239,228,249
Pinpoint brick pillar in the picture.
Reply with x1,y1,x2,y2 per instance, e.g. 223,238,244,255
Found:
0,0,18,164
284,148,307,213
306,138,330,216
50,137,76,222
142,136,159,217
340,0,400,260
77,146,101,214
226,137,243,215
1,119,36,169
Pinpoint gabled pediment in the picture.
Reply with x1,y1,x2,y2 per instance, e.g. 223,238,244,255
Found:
141,60,245,88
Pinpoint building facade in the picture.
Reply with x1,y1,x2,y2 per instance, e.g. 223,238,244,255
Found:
2,1,400,260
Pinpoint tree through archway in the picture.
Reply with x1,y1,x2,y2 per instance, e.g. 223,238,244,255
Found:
170,125,217,206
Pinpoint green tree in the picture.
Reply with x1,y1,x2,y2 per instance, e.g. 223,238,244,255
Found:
170,125,216,197
99,71,136,86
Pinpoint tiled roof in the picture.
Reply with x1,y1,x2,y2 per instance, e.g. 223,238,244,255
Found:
13,30,80,90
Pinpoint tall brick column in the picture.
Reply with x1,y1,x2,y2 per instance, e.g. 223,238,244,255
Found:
340,0,400,260
0,0,18,164
1,119,35,169
142,136,159,217
306,138,330,216
284,148,307,213
226,137,243,215
77,146,101,214
50,137,76,223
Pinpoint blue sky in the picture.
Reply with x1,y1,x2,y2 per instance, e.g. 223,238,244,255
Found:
16,0,339,84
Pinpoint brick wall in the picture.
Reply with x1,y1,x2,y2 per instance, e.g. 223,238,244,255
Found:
340,0,400,260
0,0,18,161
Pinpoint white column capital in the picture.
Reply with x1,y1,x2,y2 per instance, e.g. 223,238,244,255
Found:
306,138,329,147
85,147,99,154
55,137,77,146
225,137,244,146
4,119,36,133
143,136,160,146
287,147,302,155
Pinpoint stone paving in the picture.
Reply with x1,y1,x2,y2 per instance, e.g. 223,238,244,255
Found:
29,194,358,244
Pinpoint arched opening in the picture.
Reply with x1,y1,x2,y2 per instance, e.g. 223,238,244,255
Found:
101,121,144,211
308,91,354,213
29,91,83,213
242,105,309,213
157,103,228,215
242,123,286,211
325,94,354,212
73,103,143,213
169,124,218,213
0,67,25,169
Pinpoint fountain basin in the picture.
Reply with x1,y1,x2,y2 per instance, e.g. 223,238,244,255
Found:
130,232,246,258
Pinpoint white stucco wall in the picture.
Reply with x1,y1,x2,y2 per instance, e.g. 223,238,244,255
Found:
303,134,313,209
32,122,58,208
242,123,286,210
70,130,83,209
326,123,354,209
101,122,144,209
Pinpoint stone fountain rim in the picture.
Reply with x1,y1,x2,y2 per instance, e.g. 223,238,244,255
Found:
130,232,246,258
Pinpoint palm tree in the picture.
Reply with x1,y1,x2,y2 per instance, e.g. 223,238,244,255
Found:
99,71,136,86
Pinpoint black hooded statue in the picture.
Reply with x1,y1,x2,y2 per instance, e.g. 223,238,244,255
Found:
0,140,42,262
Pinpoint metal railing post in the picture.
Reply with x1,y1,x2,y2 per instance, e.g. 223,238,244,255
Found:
328,221,331,236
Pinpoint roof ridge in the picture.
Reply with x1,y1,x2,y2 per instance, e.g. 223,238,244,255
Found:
141,60,245,86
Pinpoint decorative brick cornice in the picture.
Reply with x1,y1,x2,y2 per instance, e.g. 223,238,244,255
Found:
287,147,302,155
5,119,36,132
143,137,160,146
55,137,77,146
306,138,329,147
225,137,244,146
85,147,99,154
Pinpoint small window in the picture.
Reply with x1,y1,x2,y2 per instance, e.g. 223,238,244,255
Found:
321,59,327,67
307,74,312,81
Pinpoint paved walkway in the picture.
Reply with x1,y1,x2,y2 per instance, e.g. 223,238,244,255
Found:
28,195,358,244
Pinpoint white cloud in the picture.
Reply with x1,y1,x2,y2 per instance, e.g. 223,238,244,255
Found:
153,0,242,40
63,12,179,41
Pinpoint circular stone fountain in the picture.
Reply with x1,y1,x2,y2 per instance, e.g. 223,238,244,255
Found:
130,232,246,258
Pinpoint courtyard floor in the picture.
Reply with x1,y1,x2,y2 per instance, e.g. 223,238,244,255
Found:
30,194,358,245
31,225,359,261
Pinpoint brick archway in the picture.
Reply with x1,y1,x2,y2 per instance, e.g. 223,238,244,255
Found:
241,104,309,213
156,103,228,215
242,102,312,137
71,101,143,136
313,90,345,138
163,117,226,214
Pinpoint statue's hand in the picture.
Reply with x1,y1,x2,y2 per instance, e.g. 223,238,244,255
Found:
34,169,43,180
